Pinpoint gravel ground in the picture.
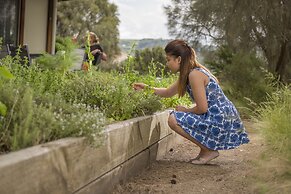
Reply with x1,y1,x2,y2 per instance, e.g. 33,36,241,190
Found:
112,121,264,194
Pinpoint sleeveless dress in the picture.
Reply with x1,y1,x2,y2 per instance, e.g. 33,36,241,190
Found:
171,68,249,150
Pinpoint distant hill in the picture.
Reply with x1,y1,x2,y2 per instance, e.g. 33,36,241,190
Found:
119,38,172,53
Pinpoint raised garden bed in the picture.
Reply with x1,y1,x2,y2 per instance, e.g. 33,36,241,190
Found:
0,110,182,194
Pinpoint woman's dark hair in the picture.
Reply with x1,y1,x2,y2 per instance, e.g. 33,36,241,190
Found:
165,39,218,97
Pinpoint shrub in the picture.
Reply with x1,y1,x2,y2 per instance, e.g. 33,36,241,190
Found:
252,85,291,193
34,51,74,73
35,36,79,73
0,82,105,153
256,85,291,161
0,49,191,153
134,46,168,76
55,36,78,54
205,46,275,117
0,66,14,116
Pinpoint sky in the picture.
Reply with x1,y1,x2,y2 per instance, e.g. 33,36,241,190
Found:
110,0,172,39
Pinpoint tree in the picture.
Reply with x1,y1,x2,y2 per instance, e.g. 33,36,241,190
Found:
134,47,168,75
165,0,291,82
57,0,120,57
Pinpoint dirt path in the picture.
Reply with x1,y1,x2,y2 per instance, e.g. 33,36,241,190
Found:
113,52,128,63
112,121,264,194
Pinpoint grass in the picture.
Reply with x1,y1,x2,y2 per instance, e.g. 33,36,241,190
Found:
252,85,291,193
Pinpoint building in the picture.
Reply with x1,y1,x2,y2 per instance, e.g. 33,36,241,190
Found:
0,0,68,56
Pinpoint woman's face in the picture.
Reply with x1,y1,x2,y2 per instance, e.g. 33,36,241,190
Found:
89,35,95,44
166,54,180,73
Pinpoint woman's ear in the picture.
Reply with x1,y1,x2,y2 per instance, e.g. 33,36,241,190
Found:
177,56,182,64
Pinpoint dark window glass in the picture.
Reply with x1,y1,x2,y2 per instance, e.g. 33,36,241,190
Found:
0,0,19,45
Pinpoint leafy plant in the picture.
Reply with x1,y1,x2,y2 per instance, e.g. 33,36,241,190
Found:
34,51,74,74
55,36,78,54
205,47,275,117
0,66,14,116
0,45,192,153
134,46,168,76
252,85,291,193
83,32,94,73
0,83,105,152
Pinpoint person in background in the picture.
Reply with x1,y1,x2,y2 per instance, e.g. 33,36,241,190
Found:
82,32,107,69
133,39,249,165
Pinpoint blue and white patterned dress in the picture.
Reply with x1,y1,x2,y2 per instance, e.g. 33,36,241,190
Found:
171,68,249,150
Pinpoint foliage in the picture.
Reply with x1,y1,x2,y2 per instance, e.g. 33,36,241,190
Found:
0,59,106,153
119,54,192,109
59,70,163,121
55,36,78,54
84,32,95,73
205,46,275,117
57,0,120,57
0,65,14,116
165,0,291,82
119,39,171,53
0,53,106,153
252,85,291,193
36,37,80,74
0,83,105,152
256,85,291,161
0,66,14,80
0,50,191,153
134,47,168,75
34,52,74,73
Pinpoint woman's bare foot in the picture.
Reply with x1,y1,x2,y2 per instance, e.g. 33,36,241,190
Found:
189,149,207,162
189,154,200,162
191,150,219,165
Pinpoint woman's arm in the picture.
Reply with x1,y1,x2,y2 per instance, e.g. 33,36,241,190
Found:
91,49,107,61
100,52,107,61
188,70,209,114
133,80,178,98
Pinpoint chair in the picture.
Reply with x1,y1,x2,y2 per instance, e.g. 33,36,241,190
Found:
6,44,31,66
0,45,9,60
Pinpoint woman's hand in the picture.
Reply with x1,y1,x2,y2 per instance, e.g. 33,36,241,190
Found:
132,83,148,91
175,105,188,112
91,49,102,55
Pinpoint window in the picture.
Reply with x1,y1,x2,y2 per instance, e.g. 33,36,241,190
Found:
0,0,19,45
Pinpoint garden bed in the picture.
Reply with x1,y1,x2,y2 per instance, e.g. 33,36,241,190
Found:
0,110,183,194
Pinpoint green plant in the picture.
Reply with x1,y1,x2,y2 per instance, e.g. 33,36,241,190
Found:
205,47,275,117
83,32,94,73
256,85,291,160
0,46,192,153
0,83,105,152
55,36,78,54
134,46,168,76
0,66,14,116
35,36,80,74
252,85,291,193
0,55,106,153
34,51,74,74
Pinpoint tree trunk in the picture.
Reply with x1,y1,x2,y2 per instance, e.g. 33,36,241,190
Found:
275,41,290,82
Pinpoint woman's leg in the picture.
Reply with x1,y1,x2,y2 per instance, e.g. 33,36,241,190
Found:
168,114,219,164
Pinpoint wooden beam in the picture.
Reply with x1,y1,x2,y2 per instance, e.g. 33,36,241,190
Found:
18,0,26,45
46,0,54,53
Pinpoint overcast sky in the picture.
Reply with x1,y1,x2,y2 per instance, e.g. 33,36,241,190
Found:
110,0,172,39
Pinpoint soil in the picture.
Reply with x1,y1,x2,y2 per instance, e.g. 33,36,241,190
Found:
112,121,265,194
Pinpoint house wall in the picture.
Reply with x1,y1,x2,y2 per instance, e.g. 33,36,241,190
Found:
23,0,57,54
23,0,48,54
